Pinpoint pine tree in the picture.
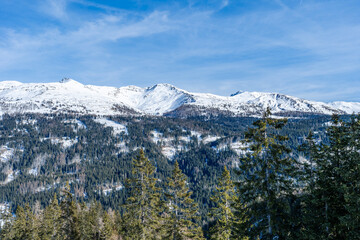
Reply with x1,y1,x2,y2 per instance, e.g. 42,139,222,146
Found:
88,201,103,239
209,166,248,240
40,194,62,240
11,206,27,239
302,115,360,239
310,115,349,239
121,149,163,240
59,181,80,240
77,201,98,240
100,210,115,239
163,161,204,240
342,115,360,238
25,203,41,240
235,108,297,239
8,204,39,240
77,202,90,239
114,210,123,239
298,131,322,239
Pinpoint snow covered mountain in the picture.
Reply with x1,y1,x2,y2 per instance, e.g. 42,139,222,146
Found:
328,101,360,115
0,79,358,117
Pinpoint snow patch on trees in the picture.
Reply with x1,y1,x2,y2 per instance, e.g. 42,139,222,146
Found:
202,135,221,144
40,137,78,148
2,169,19,184
63,119,87,129
0,146,14,163
0,203,10,228
115,142,129,153
94,118,128,135
150,130,163,143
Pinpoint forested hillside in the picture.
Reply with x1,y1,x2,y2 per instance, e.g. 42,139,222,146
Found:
1,112,359,239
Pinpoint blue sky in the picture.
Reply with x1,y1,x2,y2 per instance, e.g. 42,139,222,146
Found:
0,0,359,102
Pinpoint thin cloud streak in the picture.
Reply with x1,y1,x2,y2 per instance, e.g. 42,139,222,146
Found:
0,0,359,102
40,0,69,20
0,11,173,68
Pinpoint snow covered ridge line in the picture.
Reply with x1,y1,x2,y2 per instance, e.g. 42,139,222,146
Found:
0,79,359,117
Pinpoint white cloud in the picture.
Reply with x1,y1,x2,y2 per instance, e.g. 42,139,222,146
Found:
41,0,69,20
68,11,171,44
73,0,129,13
220,0,229,9
0,0,359,101
0,10,172,72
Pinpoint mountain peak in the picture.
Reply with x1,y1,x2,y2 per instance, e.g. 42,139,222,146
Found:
148,83,179,91
59,78,82,85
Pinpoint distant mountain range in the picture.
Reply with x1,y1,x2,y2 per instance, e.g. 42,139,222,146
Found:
0,78,359,117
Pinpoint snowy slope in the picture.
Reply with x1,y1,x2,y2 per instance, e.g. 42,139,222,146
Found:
328,101,360,114
184,91,344,116
134,84,194,115
0,79,358,117
0,79,139,115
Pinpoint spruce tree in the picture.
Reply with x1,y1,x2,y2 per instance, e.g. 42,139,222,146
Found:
297,131,322,239
100,211,115,239
209,166,248,240
302,115,360,239
235,108,297,239
40,194,62,240
88,201,103,239
121,149,163,240
11,206,28,239
8,204,39,240
25,203,40,240
342,115,360,238
59,182,80,240
77,202,91,240
163,161,204,240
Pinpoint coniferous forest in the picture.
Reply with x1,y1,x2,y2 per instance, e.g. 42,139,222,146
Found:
0,111,360,239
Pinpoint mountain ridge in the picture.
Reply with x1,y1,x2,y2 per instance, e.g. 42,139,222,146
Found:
0,79,358,117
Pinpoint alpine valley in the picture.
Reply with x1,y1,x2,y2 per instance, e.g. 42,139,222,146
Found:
0,79,359,224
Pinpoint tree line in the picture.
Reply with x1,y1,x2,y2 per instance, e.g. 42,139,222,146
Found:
0,113,328,216
0,150,204,240
1,110,360,239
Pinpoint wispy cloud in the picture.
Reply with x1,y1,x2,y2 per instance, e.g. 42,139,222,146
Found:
0,10,172,67
0,0,359,101
40,0,69,20
220,0,229,9
68,11,171,44
73,0,131,13
273,0,290,10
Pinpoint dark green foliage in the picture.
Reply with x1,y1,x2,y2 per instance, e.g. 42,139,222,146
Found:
208,166,247,240
11,205,38,239
0,188,117,240
58,182,80,240
1,112,360,239
235,108,298,239
120,149,163,240
0,112,331,219
40,194,61,240
163,161,204,240
300,115,360,239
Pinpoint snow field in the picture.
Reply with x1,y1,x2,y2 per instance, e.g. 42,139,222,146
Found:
94,118,128,135
0,79,358,117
